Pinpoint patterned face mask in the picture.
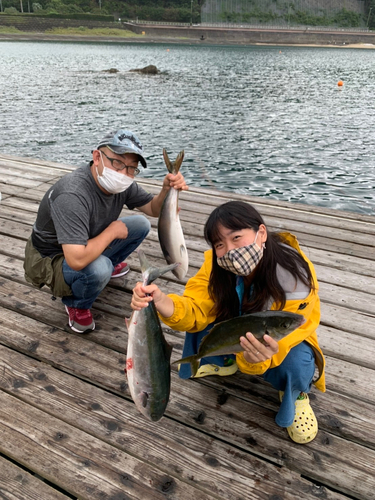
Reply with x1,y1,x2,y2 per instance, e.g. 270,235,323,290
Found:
216,231,264,276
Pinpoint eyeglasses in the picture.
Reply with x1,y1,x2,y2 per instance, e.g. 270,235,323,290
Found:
100,150,140,176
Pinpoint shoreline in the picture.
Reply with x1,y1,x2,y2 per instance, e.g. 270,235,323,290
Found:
1,31,375,49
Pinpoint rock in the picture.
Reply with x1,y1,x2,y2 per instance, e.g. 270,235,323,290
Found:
102,68,119,73
129,65,160,75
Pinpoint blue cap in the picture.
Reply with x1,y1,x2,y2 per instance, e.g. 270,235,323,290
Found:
97,129,147,168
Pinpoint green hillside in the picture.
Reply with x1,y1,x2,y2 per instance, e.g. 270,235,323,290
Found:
1,0,375,28
202,0,370,28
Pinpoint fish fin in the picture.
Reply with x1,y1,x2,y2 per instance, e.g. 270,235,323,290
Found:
172,354,194,365
166,342,173,360
140,391,148,408
163,148,174,174
163,148,185,174
173,150,185,174
173,355,200,378
190,359,200,377
137,249,179,284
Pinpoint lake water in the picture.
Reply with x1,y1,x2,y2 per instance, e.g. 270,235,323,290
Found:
1,40,374,215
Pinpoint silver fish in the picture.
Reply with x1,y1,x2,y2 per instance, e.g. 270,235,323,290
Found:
125,250,178,421
157,148,189,280
174,311,306,377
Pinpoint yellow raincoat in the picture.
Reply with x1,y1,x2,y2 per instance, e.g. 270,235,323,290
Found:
159,232,325,392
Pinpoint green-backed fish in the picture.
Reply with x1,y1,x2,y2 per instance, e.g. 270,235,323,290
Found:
174,311,305,377
157,148,188,280
125,250,178,421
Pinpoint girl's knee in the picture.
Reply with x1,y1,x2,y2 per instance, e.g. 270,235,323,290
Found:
280,343,315,379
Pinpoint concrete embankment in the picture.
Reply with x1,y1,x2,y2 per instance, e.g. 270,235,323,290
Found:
1,13,375,48
124,22,375,48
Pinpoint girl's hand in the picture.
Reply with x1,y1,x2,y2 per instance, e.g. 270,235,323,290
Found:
131,283,163,310
239,332,279,364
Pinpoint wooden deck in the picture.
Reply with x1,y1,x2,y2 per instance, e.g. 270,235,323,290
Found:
0,153,374,500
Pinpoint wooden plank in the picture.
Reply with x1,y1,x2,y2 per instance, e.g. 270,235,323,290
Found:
0,305,127,395
1,155,375,500
2,220,375,306
139,178,375,224
0,206,37,226
8,251,375,365
303,246,375,278
0,154,75,171
320,303,375,339
1,172,51,189
1,258,374,356
0,283,374,435
2,213,374,287
0,294,374,448
2,154,375,224
0,304,374,499
163,382,375,500
0,391,216,500
0,455,70,500
0,162,71,178
0,345,347,500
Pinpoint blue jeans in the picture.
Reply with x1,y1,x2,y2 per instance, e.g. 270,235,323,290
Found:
62,215,150,309
179,323,236,380
179,323,315,428
263,341,315,427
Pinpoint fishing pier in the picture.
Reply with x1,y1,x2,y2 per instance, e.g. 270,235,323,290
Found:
0,153,374,500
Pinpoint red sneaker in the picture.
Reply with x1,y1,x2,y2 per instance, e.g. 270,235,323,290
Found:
65,305,95,333
111,262,130,278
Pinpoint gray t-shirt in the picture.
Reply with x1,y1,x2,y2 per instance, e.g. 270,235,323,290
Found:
32,163,154,257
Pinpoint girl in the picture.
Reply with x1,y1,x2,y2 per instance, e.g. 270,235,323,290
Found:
131,201,325,444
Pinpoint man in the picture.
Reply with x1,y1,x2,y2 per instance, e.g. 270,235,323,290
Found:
24,129,188,333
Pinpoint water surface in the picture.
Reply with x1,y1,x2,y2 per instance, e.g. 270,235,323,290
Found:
0,41,374,214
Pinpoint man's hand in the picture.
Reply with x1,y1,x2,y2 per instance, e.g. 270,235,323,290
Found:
162,171,189,191
107,220,129,240
139,172,189,217
62,221,129,271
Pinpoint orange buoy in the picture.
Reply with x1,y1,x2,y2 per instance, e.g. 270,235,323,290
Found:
338,80,344,87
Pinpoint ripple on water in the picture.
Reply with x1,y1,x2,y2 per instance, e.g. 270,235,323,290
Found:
0,42,374,215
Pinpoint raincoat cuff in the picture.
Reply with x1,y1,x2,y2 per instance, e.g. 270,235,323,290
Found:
158,297,186,326
236,352,271,375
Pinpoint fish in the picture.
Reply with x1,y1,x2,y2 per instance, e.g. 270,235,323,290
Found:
173,310,306,377
157,148,189,280
125,250,178,421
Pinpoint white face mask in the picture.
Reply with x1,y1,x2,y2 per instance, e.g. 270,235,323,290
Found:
96,152,134,194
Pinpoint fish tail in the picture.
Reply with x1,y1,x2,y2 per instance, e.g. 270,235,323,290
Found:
163,148,185,174
173,355,200,377
137,249,179,284
190,359,200,377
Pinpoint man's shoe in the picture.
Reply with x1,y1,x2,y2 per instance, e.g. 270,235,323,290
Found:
111,262,130,278
65,305,95,333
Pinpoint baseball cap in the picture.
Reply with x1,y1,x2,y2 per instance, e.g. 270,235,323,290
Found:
97,129,147,168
